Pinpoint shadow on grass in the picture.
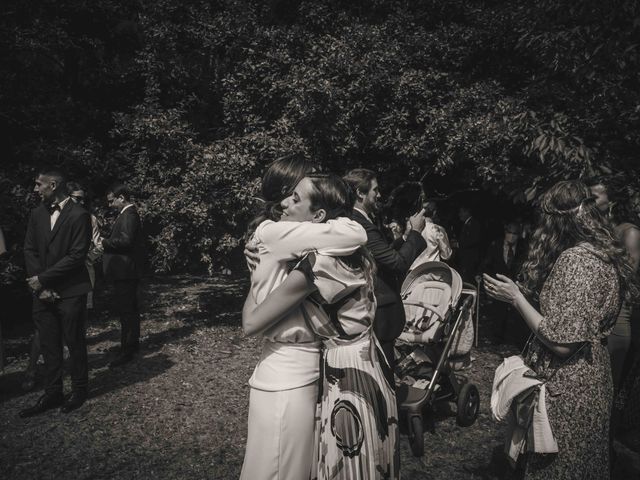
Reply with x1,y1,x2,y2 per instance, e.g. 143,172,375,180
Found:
2,274,247,405
0,351,174,405
88,352,174,400
462,443,516,480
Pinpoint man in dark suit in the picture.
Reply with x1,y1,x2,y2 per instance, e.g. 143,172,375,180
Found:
20,168,92,417
343,169,427,368
480,221,528,346
103,183,145,368
455,205,483,283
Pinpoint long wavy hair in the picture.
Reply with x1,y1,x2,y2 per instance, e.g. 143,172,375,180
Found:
520,180,639,306
585,174,637,226
306,173,377,296
247,155,317,236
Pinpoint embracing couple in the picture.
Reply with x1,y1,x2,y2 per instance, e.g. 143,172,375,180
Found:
239,158,399,480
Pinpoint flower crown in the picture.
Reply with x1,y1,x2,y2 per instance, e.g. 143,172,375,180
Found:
541,196,596,216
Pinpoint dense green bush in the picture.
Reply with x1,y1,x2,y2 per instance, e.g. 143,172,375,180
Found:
1,0,638,276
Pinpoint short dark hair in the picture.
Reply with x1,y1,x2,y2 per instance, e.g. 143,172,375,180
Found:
423,201,437,217
504,221,522,235
583,175,608,188
107,182,131,201
66,181,84,193
343,168,377,197
37,168,67,193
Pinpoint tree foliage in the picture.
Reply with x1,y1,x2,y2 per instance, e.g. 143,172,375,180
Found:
1,0,639,274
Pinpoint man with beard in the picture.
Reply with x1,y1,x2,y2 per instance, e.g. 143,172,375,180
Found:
20,168,92,417
343,169,426,368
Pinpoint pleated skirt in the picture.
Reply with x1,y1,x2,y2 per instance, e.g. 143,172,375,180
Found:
314,333,399,480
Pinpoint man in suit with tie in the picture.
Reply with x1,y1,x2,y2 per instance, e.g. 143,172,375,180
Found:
343,169,427,368
20,168,92,417
480,221,528,346
103,183,145,368
455,205,483,283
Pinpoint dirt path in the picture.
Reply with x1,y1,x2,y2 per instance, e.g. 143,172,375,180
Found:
1,275,637,479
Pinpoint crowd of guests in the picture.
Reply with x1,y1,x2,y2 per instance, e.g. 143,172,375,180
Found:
11,168,145,417
1,161,638,480
241,158,639,480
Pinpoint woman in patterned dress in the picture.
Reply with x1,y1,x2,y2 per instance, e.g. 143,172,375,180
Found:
243,173,399,480
483,180,639,479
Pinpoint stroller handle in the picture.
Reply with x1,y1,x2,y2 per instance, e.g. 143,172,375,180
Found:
459,295,474,311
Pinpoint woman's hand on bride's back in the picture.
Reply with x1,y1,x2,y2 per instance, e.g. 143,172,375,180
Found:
245,239,260,271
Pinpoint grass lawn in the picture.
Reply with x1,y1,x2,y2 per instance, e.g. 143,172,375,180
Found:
1,275,638,479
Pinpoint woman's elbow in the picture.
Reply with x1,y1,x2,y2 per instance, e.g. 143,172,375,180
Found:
242,319,260,336
242,325,257,336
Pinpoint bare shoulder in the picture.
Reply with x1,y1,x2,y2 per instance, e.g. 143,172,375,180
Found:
622,224,640,243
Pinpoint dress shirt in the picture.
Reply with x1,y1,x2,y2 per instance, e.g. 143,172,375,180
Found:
503,241,516,266
120,203,134,215
50,197,71,230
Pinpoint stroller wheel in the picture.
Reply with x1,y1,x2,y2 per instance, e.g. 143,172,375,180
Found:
408,416,424,457
456,383,480,427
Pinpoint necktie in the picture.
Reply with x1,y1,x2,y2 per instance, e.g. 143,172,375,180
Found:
506,244,515,268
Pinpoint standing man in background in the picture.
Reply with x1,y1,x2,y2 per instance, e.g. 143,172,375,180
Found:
343,168,426,369
103,183,145,368
20,168,91,417
480,221,527,347
455,205,483,283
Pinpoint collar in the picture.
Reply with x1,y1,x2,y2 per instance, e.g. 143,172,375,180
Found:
354,207,373,223
50,196,71,213
120,204,134,214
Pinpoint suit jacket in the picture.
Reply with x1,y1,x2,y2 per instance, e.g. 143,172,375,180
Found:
350,210,426,341
24,200,92,307
481,238,526,279
457,216,483,276
103,206,145,280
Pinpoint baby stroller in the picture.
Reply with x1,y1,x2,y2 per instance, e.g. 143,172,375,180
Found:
395,261,480,457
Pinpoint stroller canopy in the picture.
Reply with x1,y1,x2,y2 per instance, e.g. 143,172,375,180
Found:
402,261,463,308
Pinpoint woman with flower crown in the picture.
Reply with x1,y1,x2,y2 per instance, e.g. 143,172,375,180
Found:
484,180,639,479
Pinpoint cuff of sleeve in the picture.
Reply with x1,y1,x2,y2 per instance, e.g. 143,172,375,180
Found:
537,317,593,344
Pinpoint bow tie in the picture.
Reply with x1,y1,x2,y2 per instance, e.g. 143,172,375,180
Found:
47,203,61,215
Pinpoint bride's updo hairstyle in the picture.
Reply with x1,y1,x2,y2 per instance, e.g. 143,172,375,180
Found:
520,180,639,305
305,173,377,295
248,155,318,236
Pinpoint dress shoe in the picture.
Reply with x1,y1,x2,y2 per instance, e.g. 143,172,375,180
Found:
108,353,133,369
60,391,87,413
19,392,64,418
